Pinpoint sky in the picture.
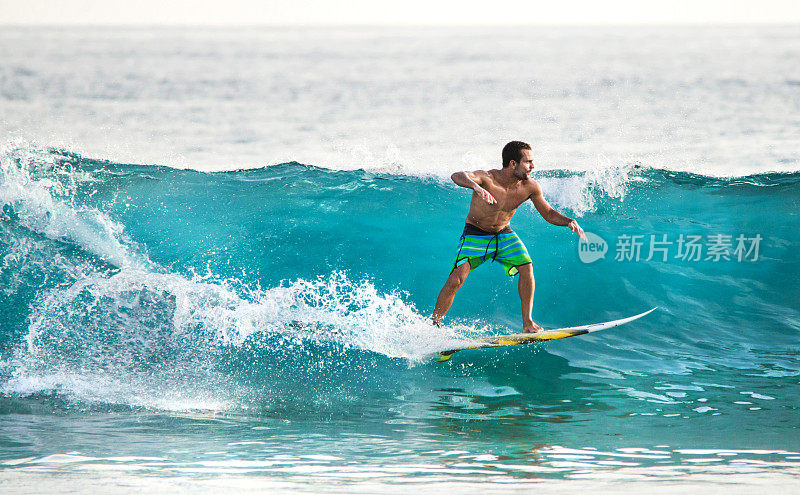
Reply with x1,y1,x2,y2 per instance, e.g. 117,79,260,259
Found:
2,0,800,25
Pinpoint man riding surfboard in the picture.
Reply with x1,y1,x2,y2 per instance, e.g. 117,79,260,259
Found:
432,141,588,333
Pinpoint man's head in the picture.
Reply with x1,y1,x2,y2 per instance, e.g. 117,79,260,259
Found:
502,141,533,179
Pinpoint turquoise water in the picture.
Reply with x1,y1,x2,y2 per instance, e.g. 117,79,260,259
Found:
1,144,798,486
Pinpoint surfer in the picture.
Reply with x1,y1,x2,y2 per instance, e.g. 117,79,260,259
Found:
432,141,588,333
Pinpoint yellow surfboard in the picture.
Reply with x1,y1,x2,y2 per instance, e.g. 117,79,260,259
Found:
437,308,658,362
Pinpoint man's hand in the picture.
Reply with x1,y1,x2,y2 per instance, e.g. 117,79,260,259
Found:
473,186,497,205
568,219,588,242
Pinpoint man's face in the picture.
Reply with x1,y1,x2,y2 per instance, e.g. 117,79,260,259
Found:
513,149,534,179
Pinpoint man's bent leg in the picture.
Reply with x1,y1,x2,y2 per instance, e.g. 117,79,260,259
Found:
516,263,542,333
432,262,471,326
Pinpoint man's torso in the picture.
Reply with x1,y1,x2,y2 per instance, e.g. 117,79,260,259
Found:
465,170,536,233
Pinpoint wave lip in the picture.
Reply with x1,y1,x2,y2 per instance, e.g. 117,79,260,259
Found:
0,141,144,269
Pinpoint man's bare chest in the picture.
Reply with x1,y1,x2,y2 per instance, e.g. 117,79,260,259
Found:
484,183,530,211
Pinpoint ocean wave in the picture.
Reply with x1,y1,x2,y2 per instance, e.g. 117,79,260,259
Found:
1,140,798,412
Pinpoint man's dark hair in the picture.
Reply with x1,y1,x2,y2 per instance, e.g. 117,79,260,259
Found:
502,141,532,168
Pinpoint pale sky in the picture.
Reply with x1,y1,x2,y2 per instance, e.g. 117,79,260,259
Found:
2,0,800,25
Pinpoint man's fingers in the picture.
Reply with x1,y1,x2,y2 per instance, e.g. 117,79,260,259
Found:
570,221,588,242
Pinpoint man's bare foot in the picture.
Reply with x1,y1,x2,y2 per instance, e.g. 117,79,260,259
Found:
522,320,543,333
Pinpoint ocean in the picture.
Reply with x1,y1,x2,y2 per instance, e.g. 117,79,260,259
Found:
0,26,799,493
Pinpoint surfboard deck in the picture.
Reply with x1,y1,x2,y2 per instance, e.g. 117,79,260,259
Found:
437,307,657,362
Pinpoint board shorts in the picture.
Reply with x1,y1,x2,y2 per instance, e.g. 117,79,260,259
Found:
451,223,532,277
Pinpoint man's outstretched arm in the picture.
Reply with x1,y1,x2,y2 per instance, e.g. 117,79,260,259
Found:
529,182,588,242
451,171,496,204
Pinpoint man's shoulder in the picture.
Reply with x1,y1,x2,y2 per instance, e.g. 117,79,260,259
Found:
469,169,494,184
480,168,505,180
523,177,542,193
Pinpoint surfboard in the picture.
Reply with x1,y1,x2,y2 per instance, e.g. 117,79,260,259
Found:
437,307,658,362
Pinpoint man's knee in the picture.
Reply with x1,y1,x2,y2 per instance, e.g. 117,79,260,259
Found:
446,263,470,289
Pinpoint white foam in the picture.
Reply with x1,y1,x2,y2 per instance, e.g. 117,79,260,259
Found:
0,140,144,269
2,266,470,409
537,160,633,216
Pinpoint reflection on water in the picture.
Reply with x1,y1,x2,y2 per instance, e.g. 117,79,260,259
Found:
2,345,797,488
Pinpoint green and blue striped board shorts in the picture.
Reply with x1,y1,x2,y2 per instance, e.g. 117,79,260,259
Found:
452,223,532,277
